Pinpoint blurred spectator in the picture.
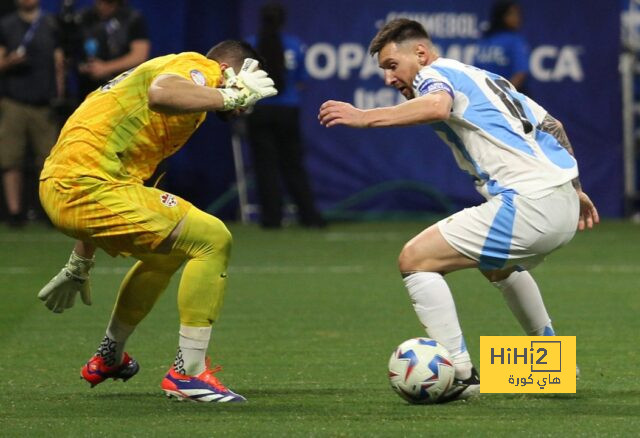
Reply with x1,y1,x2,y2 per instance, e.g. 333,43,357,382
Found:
76,0,149,98
474,0,530,92
621,0,640,219
0,1,15,18
622,0,640,52
0,0,64,226
246,2,325,229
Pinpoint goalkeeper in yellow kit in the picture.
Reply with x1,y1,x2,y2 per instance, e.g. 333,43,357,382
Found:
37,40,276,403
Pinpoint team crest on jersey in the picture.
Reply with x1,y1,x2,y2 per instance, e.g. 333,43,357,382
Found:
160,193,178,207
190,69,206,86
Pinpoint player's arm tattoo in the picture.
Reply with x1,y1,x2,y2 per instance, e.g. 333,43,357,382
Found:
538,113,582,190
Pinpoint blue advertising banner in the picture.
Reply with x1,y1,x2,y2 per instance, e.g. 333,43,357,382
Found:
240,0,623,217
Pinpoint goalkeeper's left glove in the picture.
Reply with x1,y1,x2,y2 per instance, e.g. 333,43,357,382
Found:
37,251,94,313
219,58,277,110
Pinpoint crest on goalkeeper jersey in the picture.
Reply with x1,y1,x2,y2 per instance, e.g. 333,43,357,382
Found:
160,193,178,207
190,69,206,86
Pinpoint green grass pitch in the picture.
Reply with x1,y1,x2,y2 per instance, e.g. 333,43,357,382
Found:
0,220,638,436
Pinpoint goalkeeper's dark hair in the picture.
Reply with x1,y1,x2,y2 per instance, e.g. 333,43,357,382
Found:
256,2,287,93
206,40,263,71
369,19,431,56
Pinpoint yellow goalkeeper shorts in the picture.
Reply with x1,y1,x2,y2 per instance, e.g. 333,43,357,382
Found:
40,177,192,257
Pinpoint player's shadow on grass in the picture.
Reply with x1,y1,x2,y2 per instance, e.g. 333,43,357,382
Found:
242,387,366,397
84,387,367,401
513,393,579,400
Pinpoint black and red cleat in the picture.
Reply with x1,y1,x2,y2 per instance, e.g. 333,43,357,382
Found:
81,353,139,388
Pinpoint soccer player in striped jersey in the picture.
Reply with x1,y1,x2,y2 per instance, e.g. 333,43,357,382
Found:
37,40,276,402
319,19,598,402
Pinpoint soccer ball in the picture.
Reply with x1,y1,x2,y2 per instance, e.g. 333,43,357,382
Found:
388,337,455,404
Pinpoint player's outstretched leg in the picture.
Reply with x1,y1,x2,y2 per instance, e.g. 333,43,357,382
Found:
161,207,245,402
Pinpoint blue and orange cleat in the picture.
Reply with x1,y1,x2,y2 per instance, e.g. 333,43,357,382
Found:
81,353,139,388
161,360,246,403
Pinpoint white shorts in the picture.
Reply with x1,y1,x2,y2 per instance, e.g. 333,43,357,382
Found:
437,182,579,271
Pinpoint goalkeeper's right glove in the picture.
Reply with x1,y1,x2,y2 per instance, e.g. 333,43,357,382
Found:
37,251,94,314
218,58,278,111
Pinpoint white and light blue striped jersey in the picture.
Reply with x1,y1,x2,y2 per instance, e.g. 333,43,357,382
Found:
413,57,578,199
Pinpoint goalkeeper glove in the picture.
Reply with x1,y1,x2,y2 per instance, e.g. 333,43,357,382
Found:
37,251,94,313
219,58,278,111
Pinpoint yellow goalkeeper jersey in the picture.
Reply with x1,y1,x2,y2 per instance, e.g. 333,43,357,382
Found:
41,52,223,184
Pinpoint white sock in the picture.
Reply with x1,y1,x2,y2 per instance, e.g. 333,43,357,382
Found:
174,325,212,375
97,318,135,366
492,271,555,336
403,272,472,380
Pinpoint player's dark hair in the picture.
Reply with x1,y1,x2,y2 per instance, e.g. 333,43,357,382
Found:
369,19,430,56
257,2,286,93
486,0,519,36
206,40,262,72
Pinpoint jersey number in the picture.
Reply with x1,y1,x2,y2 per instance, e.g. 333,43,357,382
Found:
101,67,136,91
485,78,533,134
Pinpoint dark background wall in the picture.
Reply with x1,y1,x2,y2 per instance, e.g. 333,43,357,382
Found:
38,0,623,219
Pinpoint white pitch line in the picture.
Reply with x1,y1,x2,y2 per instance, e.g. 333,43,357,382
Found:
230,265,367,274
0,232,407,243
323,232,409,242
0,267,34,274
0,233,73,243
575,264,640,274
523,265,640,274
0,265,368,275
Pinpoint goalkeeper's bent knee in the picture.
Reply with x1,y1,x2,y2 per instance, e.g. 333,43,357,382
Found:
171,207,232,326
171,207,232,261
